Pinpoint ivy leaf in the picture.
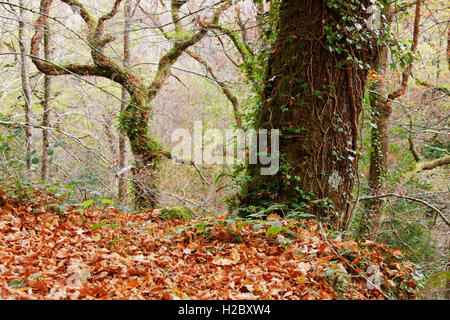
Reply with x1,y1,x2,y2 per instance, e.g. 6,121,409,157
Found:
8,280,26,288
81,199,93,208
267,220,282,228
91,219,109,230
266,226,283,237
252,223,265,230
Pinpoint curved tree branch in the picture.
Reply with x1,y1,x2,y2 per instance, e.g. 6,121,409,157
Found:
207,24,258,86
387,0,422,102
59,0,95,28
31,0,145,97
96,0,123,38
147,0,232,99
399,154,450,187
360,193,450,227
185,50,242,128
146,6,242,128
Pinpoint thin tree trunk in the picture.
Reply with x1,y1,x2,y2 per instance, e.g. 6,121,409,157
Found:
41,15,51,182
360,3,394,240
18,1,33,172
238,0,376,230
103,113,119,166
447,24,450,71
118,88,128,201
362,0,422,240
118,0,131,201
445,262,450,299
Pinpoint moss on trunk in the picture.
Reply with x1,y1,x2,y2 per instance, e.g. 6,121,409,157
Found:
119,93,162,209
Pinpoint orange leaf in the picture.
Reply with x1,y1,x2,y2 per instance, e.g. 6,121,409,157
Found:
127,280,139,288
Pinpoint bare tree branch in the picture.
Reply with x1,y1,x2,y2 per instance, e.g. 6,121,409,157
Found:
148,0,232,99
360,193,450,227
185,50,242,128
387,0,422,101
59,0,95,28
408,117,422,162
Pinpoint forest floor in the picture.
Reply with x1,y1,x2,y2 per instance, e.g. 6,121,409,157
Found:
0,187,417,300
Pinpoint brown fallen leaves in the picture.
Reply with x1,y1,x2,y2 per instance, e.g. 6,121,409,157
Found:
0,188,417,300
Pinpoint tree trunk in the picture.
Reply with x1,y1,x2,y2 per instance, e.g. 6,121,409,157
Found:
118,89,128,201
30,0,230,209
361,1,421,240
445,262,450,299
364,89,391,239
119,92,162,209
18,1,33,172
118,0,131,202
238,0,376,230
359,3,394,240
447,24,450,71
41,16,51,182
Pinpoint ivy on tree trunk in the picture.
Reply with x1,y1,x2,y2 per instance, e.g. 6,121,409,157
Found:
238,0,377,231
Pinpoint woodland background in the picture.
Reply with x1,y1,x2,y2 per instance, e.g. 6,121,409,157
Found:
0,0,448,299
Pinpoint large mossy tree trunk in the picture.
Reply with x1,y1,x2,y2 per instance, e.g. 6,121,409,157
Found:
31,0,231,210
239,0,376,230
120,92,162,209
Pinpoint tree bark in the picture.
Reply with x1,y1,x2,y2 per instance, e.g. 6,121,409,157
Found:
447,23,450,71
360,3,394,240
445,262,450,299
18,0,33,172
41,14,51,182
118,0,131,202
362,0,422,240
238,0,376,230
119,93,161,208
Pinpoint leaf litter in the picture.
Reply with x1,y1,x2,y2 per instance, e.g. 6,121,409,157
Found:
0,188,417,300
